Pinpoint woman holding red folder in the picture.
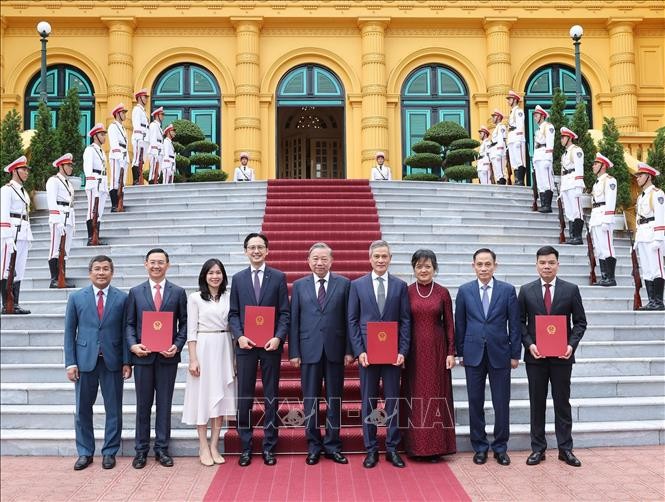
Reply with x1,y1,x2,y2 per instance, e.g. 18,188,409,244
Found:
182,259,237,466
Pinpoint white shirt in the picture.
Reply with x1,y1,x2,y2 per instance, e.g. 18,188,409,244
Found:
92,284,110,309
313,272,330,296
371,165,392,181
540,277,557,300
478,278,494,304
149,278,166,303
371,271,388,301
251,264,266,288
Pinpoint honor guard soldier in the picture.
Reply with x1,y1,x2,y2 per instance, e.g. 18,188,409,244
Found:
233,152,255,181
370,151,392,181
476,126,492,185
506,91,526,185
589,153,617,286
559,127,585,245
532,105,555,213
131,88,150,185
633,163,665,310
46,154,76,288
108,103,129,212
161,124,176,184
489,109,507,184
83,123,109,246
1,156,32,314
148,107,164,184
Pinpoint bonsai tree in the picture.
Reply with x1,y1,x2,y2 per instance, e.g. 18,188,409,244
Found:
646,126,665,190
597,117,631,211
443,137,480,182
170,119,222,179
404,139,443,176
404,120,471,178
0,109,24,185
549,87,569,176
54,87,84,178
27,101,58,192
569,102,597,189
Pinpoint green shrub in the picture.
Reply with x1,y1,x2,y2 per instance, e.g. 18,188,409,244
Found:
0,109,24,186
172,141,185,154
570,102,597,189
186,140,218,154
424,121,468,147
449,138,480,150
27,101,58,192
189,152,220,168
411,140,442,155
550,88,569,176
404,153,442,169
444,148,477,167
189,169,228,183
403,173,442,182
172,119,205,145
176,154,191,174
444,165,478,181
647,126,665,191
597,117,631,210
55,87,84,178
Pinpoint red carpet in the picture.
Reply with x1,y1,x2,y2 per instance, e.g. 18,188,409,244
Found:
203,454,471,502
224,179,381,454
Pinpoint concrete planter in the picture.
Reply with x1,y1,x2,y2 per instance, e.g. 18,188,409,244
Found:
614,214,626,231
32,191,48,210
580,194,593,209
68,176,82,191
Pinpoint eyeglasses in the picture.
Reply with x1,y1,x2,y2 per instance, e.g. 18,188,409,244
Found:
246,245,266,251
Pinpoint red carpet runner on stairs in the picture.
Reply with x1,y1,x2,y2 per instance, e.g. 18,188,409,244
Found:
224,179,382,454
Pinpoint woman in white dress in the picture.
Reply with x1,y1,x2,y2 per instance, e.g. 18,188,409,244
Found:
182,258,237,466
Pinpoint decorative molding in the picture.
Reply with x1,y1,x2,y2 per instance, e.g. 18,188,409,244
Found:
262,27,357,37
6,27,107,36
511,28,608,38
135,27,234,37
387,28,484,38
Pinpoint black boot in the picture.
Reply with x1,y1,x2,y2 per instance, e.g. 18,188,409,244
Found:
536,192,544,212
48,258,59,288
539,190,553,213
497,176,507,185
1,279,8,313
11,281,30,314
86,219,93,246
109,189,118,212
132,165,141,185
643,278,665,310
600,257,617,287
594,259,607,285
565,221,575,244
567,218,584,245
639,280,654,310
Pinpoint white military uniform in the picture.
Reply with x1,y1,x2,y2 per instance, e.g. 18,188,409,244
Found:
234,165,255,182
46,172,75,260
476,137,492,185
147,119,163,182
371,164,392,181
589,173,617,260
560,144,585,221
131,103,149,170
507,105,526,169
83,142,108,222
532,121,555,191
161,135,176,184
108,120,128,189
489,123,507,183
0,180,32,281
635,185,665,280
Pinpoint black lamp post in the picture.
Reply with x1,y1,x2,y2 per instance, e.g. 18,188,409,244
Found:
37,21,52,104
569,24,584,104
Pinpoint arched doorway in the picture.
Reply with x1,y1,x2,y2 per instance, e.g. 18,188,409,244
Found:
276,65,345,179
24,64,95,141
401,64,469,177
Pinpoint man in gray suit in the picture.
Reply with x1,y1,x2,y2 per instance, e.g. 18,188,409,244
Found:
289,243,354,465
64,255,131,471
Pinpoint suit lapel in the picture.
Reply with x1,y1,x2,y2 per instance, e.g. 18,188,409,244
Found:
471,281,485,318
243,268,256,305
101,287,116,325
366,274,381,318
303,275,319,310
533,280,547,314
142,281,156,311
486,280,500,318
550,279,564,313
85,286,98,324
323,274,339,311
161,280,172,310
259,267,271,304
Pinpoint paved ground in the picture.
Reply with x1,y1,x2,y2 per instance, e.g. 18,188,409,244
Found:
1,446,663,501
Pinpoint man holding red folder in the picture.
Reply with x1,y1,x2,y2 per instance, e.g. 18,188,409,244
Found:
518,245,587,467
348,240,411,468
125,248,188,469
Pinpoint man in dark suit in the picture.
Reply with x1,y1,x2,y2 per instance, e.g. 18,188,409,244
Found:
455,248,521,466
228,233,290,467
64,255,131,471
518,245,587,467
125,248,187,469
289,242,354,465
348,240,411,469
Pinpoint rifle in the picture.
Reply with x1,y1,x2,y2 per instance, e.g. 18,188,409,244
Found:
57,232,67,288
91,196,100,246
152,159,160,185
4,223,21,314
505,157,513,186
134,147,145,185
557,195,566,244
531,168,538,211
625,216,643,310
117,166,125,212
584,219,597,285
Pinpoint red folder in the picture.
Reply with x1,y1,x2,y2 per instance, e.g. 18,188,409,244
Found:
142,311,174,352
245,306,275,346
535,315,568,357
367,321,398,364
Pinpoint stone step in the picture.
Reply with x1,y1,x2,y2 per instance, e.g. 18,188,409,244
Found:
29,214,264,230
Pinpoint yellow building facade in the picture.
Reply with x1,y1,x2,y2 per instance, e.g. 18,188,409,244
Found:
1,1,664,180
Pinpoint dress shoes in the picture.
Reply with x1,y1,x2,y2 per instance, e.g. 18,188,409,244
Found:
324,452,349,464
472,451,488,465
155,451,174,467
363,452,379,468
305,453,320,465
386,451,406,468
74,455,93,471
132,452,148,469
526,450,546,466
558,449,582,467
493,452,511,466
102,455,116,469
262,451,277,466
238,451,252,467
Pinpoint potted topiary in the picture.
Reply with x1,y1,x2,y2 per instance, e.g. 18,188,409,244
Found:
170,120,221,179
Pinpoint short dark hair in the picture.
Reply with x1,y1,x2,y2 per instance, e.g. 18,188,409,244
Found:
243,232,269,249
411,249,438,272
473,248,496,262
536,245,559,260
145,248,169,262
198,258,228,301
88,255,114,272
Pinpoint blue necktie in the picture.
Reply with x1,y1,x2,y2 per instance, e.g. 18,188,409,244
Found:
482,284,490,317
253,270,261,303
377,277,386,315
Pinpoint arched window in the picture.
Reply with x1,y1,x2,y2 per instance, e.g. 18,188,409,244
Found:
401,64,469,176
152,64,221,145
276,65,344,106
24,64,95,142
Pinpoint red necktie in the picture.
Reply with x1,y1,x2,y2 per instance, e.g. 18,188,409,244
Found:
154,283,162,311
97,290,104,320
544,283,552,314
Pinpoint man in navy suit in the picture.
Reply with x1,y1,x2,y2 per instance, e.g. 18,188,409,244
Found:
289,242,354,465
64,255,131,471
519,245,586,467
455,248,521,466
348,240,411,469
229,233,290,467
125,248,187,469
